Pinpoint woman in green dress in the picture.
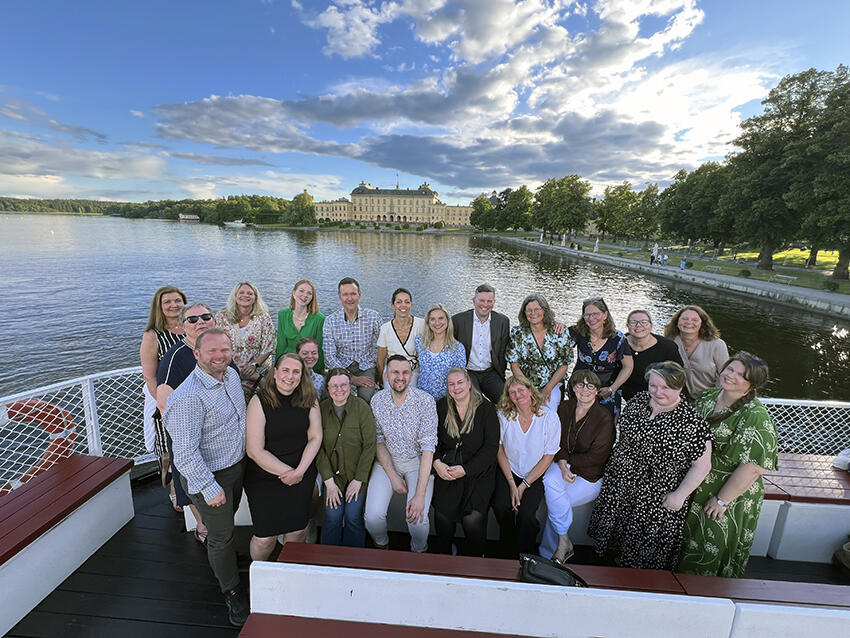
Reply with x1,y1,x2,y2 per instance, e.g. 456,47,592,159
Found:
276,279,325,372
678,351,777,577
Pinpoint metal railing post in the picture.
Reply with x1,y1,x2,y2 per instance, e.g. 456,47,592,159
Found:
81,378,104,456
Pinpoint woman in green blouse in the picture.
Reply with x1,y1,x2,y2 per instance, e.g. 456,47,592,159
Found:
678,351,778,577
277,279,325,371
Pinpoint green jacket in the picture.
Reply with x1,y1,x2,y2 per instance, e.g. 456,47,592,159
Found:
316,395,377,490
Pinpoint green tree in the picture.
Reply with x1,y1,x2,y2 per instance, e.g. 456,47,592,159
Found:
596,182,636,240
470,194,494,229
288,190,316,225
504,185,534,230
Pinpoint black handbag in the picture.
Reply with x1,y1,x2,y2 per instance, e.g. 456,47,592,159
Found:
519,554,587,587
440,441,463,466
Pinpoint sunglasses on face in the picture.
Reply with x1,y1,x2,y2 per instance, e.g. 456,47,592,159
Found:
184,313,213,323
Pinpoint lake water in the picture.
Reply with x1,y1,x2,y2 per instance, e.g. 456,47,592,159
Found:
2,213,848,400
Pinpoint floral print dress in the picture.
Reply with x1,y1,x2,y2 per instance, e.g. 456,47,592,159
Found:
568,328,633,415
215,310,276,393
505,327,573,390
678,389,778,577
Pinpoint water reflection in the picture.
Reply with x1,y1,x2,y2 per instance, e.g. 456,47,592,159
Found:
1,215,848,400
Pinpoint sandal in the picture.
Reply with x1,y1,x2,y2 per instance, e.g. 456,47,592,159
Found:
169,492,183,513
194,529,208,545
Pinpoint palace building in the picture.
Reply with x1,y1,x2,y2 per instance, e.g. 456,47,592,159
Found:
315,182,472,227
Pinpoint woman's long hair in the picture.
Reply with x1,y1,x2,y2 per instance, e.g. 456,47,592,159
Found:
145,285,187,332
444,367,484,439
705,351,769,424
290,279,319,314
257,352,317,410
421,304,459,350
497,374,543,420
664,305,721,341
222,281,270,323
573,296,616,338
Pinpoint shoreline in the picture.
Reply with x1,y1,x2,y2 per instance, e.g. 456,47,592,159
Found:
495,237,850,320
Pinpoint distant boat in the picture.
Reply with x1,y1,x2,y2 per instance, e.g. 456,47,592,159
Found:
223,219,247,227
178,213,200,222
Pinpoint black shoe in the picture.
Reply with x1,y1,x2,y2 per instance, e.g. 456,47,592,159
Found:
224,588,249,627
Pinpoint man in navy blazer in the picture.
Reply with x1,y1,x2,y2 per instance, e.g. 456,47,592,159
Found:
452,284,510,403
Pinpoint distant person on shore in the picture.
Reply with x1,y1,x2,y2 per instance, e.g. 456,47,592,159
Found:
679,352,777,577
621,310,683,401
163,328,249,627
139,285,186,503
323,277,382,404
664,305,729,399
452,284,511,404
376,287,425,386
365,355,437,552
215,282,276,401
158,303,230,544
416,304,466,401
276,279,325,372
296,337,327,400
680,257,687,270
594,238,599,253
662,253,669,266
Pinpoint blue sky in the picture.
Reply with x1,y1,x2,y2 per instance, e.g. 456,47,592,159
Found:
0,1,846,204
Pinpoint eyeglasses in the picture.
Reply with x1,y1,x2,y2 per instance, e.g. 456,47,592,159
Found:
573,382,598,390
328,382,350,391
583,312,603,319
627,319,651,327
184,313,213,323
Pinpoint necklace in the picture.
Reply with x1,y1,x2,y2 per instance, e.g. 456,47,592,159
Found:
566,409,591,457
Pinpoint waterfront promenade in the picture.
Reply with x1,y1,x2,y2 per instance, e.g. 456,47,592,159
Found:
498,237,850,320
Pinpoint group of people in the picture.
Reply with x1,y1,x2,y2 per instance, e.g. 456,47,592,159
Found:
140,279,778,627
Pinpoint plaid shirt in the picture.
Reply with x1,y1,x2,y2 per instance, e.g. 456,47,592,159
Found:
164,366,246,500
323,305,382,370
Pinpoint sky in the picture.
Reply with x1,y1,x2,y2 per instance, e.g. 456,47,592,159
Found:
0,1,847,205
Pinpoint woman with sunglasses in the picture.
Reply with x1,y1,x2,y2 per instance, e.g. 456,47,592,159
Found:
316,368,377,547
621,309,683,401
216,281,276,400
540,369,615,563
568,297,633,416
506,293,573,412
678,352,777,577
588,361,713,569
664,305,729,399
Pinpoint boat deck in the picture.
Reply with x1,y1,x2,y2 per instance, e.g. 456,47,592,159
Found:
7,476,849,638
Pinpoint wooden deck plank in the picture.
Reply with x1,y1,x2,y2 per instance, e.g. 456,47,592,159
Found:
674,572,850,608
9,610,237,638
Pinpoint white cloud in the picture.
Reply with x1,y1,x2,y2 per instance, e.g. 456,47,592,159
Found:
177,170,345,201
129,109,145,118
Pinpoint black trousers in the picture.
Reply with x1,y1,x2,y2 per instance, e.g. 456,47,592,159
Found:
468,368,505,405
492,471,544,557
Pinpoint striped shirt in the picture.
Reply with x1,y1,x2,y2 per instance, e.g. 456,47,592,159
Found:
323,305,382,370
371,387,437,460
155,329,183,359
164,366,246,500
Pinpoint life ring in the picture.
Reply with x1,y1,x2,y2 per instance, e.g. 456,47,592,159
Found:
0,399,77,497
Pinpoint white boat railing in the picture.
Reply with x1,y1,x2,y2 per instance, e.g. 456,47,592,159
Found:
1,368,849,494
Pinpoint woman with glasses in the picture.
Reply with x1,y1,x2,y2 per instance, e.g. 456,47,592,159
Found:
316,368,377,547
621,309,683,401
377,288,425,387
588,361,713,569
568,297,633,416
506,294,573,412
540,369,615,563
678,352,777,577
432,367,499,557
276,279,325,372
416,304,466,400
664,305,729,399
493,375,560,557
216,281,276,400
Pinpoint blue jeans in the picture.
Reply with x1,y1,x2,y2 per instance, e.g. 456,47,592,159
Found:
321,490,366,547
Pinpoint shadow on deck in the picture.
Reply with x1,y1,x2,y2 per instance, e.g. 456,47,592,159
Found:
7,475,849,638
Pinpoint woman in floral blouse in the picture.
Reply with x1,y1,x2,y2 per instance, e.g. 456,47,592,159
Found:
568,296,633,416
678,351,777,577
506,293,572,412
215,281,276,400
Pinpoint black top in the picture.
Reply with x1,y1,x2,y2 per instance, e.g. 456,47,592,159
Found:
246,393,313,483
620,333,683,400
156,342,195,388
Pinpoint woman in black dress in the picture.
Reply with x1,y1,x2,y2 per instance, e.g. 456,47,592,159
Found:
432,367,499,557
245,352,322,560
588,361,713,569
621,309,683,401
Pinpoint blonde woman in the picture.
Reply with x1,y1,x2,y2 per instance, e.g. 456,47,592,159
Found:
415,304,466,400
276,279,325,371
215,282,276,397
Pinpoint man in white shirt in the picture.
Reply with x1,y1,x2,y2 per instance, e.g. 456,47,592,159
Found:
452,284,511,403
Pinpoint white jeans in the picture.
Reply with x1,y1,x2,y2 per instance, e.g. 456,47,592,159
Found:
539,462,601,558
364,457,434,552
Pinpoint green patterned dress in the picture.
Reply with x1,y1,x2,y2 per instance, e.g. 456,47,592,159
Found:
678,389,778,577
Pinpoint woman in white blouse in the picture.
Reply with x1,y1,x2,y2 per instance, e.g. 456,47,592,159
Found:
376,287,425,386
493,374,560,557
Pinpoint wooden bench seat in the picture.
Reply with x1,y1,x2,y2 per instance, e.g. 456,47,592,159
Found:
277,542,686,594
240,613,531,637
674,573,850,610
765,453,850,504
0,454,134,635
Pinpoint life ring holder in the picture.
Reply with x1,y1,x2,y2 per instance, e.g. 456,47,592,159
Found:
0,399,77,496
